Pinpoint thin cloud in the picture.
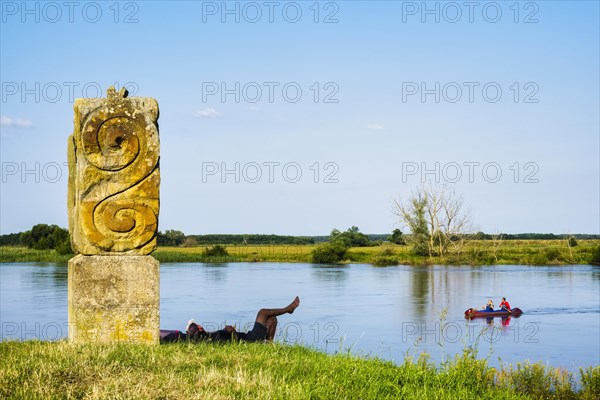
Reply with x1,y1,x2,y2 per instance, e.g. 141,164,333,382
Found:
197,108,221,118
367,123,384,130
1,116,33,128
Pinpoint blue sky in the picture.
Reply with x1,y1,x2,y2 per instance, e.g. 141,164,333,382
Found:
1,1,598,235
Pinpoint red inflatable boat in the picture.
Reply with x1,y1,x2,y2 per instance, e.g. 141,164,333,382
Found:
464,307,523,319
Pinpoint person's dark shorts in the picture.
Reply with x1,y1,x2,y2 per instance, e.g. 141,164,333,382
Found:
237,322,267,342
159,329,185,343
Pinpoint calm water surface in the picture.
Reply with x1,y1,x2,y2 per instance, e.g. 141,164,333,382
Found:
1,262,599,370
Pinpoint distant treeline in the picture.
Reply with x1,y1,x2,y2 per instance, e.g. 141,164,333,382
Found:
1,227,599,248
0,233,20,246
472,233,600,240
156,227,394,247
311,235,394,243
186,234,315,245
151,231,600,246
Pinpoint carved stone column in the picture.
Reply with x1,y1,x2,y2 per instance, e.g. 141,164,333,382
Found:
67,86,160,344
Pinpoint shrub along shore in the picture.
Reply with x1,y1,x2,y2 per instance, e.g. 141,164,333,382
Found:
0,240,599,265
0,340,598,399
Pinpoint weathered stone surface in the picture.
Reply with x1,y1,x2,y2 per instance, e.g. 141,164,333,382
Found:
68,86,160,255
68,254,159,344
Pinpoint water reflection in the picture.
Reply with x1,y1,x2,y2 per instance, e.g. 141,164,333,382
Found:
202,263,230,282
29,263,68,288
410,267,430,318
25,264,68,308
311,265,349,282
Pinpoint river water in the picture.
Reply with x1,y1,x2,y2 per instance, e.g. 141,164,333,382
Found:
1,262,598,370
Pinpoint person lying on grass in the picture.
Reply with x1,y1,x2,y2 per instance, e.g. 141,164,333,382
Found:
186,296,300,343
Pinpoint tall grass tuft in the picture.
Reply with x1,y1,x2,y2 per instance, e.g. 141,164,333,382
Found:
370,246,399,266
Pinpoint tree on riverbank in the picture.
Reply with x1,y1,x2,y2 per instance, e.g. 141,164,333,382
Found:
19,224,72,254
157,230,186,246
387,229,406,245
330,226,372,247
395,193,430,256
311,226,373,263
311,241,348,263
394,184,475,257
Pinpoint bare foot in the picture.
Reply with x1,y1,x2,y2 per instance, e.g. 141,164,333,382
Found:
288,296,300,314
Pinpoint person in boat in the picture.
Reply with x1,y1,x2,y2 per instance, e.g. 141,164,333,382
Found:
499,297,511,311
485,299,494,311
186,296,300,343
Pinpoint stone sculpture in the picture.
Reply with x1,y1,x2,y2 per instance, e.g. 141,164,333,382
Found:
68,86,159,255
67,87,160,344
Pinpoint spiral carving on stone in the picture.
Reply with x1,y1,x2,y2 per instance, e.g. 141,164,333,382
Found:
68,87,159,255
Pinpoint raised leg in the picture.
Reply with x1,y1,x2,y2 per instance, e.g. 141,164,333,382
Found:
254,296,300,326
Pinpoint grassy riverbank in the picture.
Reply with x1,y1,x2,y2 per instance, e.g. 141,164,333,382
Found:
0,341,598,399
2,240,598,265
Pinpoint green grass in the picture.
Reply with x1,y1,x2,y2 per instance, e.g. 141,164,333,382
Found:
155,244,315,264
155,240,600,265
1,240,599,265
0,246,72,263
0,340,598,399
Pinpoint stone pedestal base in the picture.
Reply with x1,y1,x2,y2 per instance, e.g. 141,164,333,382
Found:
68,254,159,344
